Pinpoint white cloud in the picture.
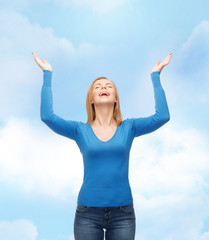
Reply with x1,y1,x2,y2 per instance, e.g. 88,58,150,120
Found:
180,20,209,59
0,8,108,120
55,0,134,14
129,126,209,240
174,20,209,82
171,20,209,109
0,219,38,240
0,7,108,60
0,117,83,201
200,231,209,240
130,127,209,196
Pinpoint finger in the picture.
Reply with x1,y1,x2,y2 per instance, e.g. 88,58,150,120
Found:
156,60,160,65
33,52,37,60
165,54,172,62
166,53,172,60
33,52,39,63
36,54,42,62
35,55,42,65
32,52,36,59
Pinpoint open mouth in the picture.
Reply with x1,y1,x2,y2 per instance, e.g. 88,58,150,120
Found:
99,92,110,97
100,95,109,97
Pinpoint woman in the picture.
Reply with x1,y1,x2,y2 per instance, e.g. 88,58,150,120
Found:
32,51,172,240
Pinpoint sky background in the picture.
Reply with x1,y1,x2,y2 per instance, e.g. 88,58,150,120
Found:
0,0,209,239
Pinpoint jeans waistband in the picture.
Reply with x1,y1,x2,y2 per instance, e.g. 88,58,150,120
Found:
77,203,133,209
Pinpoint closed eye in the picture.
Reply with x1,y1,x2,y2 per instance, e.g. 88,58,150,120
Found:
95,86,112,89
94,82,113,88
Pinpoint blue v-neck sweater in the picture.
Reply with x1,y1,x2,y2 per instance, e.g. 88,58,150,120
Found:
41,70,170,207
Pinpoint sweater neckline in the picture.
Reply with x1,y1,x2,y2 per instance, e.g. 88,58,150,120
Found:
88,123,121,143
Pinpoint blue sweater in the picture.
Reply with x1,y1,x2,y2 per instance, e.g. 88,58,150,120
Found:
41,70,170,207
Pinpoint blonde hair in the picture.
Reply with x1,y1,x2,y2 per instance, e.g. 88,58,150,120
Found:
86,76,123,126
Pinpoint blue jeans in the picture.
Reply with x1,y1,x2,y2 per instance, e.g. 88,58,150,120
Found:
74,203,136,240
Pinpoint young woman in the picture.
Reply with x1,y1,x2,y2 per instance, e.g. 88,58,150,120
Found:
32,51,172,240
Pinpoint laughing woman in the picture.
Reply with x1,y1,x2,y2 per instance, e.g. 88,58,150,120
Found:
32,51,172,240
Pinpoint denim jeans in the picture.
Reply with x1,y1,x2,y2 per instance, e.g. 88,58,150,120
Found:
74,203,136,240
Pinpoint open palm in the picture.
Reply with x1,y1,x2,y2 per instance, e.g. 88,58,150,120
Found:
32,52,53,71
151,53,172,73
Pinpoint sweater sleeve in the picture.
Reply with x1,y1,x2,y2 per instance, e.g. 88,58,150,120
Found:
131,71,170,138
40,70,78,141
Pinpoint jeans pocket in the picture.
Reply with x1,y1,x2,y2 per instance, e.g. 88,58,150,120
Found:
76,204,91,213
120,203,135,214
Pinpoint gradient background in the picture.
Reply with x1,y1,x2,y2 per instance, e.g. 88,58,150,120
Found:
0,0,209,239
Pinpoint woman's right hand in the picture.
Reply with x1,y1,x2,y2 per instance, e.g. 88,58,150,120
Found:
32,52,53,71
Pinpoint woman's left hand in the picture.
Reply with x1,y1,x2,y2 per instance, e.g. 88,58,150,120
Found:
151,52,172,73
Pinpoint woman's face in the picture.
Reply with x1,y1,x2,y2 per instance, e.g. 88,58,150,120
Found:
91,79,117,106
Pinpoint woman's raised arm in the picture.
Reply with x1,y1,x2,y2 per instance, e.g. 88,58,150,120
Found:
131,71,170,138
130,53,172,138
32,52,78,141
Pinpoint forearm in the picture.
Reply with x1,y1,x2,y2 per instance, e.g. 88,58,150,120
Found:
151,71,170,122
131,72,170,138
40,70,54,122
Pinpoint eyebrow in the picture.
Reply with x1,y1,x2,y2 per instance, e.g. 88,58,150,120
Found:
94,83,112,86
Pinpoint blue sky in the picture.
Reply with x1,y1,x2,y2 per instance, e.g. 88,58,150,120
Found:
0,0,209,239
